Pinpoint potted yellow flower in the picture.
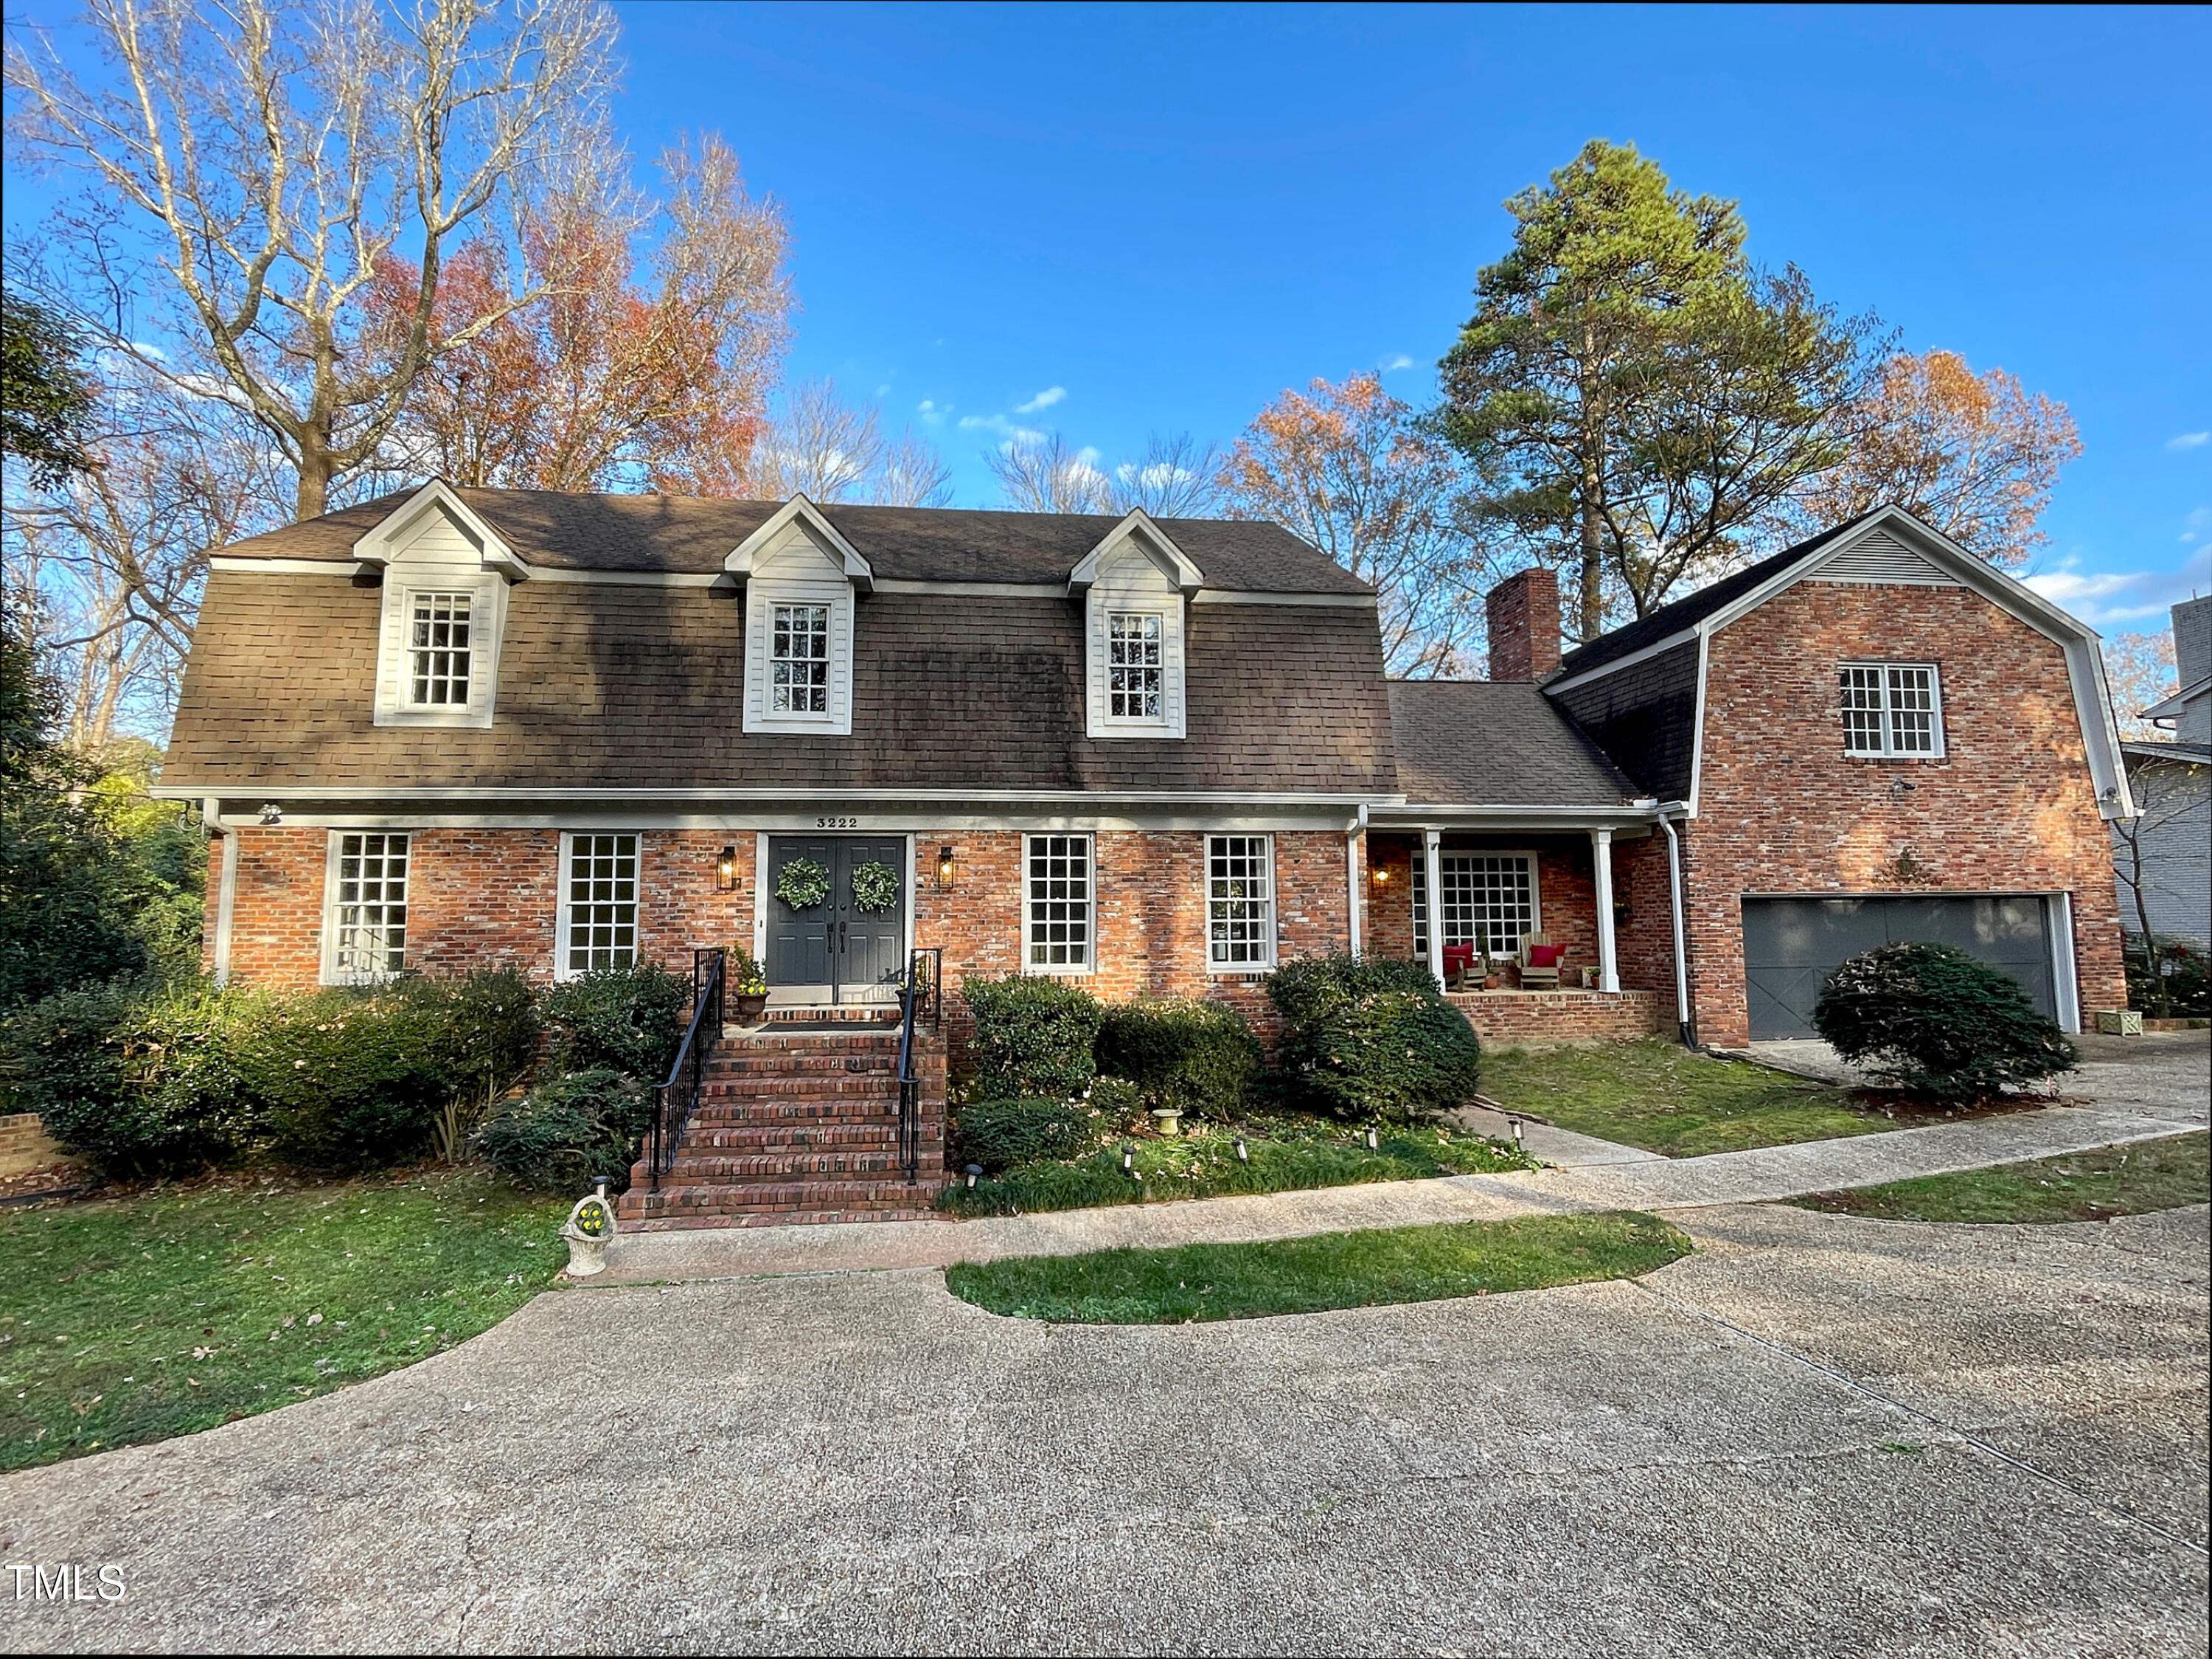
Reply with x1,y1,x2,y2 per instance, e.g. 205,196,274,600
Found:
728,945,770,1023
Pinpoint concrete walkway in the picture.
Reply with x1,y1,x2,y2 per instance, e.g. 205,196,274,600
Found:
597,1096,2202,1285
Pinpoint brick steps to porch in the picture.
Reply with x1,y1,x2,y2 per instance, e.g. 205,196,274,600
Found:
617,1027,947,1228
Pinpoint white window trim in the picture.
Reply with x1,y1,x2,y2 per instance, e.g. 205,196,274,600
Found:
1023,831,1096,976
1840,661,1947,759
1103,610,1169,727
373,573,507,729
1206,832,1277,972
1412,849,1543,958
554,830,644,981
319,829,413,986
743,576,855,734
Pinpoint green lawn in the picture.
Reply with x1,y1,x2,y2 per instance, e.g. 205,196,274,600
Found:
938,1117,1531,1218
947,1210,1690,1324
0,1167,568,1472
1787,1131,2210,1224
1479,1039,1892,1157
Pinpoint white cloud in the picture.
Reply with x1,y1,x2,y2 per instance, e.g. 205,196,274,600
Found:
1015,386,1067,414
2023,541,2212,627
1381,353,1416,372
2166,431,2209,452
2183,506,2210,546
916,399,950,425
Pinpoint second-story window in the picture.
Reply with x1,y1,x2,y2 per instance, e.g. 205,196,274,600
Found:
1107,612,1163,720
1841,663,1944,757
407,592,473,706
771,603,831,714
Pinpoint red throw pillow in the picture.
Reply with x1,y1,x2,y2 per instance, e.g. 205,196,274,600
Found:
1528,944,1564,968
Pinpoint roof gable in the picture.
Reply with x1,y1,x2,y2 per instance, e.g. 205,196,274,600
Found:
349,480,529,580
723,494,874,591
1068,510,1204,596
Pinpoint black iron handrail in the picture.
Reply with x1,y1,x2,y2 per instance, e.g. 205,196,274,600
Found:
650,947,726,1190
894,947,943,1183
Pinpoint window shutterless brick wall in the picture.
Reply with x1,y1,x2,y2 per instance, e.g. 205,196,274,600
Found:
1683,581,2129,1046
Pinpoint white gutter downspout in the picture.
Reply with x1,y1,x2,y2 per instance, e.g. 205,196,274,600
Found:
204,797,240,988
1656,806,1693,1047
1423,830,1446,992
1346,805,1367,959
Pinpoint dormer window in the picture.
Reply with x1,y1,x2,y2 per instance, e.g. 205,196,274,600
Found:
1071,512,1201,740
1108,612,1164,720
771,603,832,714
408,592,475,706
358,481,524,731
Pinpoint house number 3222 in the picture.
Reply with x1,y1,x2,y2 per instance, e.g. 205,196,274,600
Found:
814,816,860,830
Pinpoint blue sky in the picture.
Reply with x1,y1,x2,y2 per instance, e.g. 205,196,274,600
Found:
7,3,2205,630
605,1,2208,630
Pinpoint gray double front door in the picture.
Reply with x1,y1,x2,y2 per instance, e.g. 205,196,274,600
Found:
764,836,908,1002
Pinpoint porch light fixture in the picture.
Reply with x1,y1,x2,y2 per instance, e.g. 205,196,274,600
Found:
936,845,957,890
257,802,283,826
716,845,738,891
964,1163,982,1191
1370,864,1391,888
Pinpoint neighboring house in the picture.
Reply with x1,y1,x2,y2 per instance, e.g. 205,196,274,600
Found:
161,492,2133,1071
2114,595,2211,952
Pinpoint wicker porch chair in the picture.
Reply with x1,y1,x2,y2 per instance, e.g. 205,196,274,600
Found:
1517,931,1563,991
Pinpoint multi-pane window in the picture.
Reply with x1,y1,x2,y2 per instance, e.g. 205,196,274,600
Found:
564,833,639,975
407,592,473,706
329,832,408,981
771,603,831,714
1026,834,1092,970
1412,854,1537,957
1208,835,1275,967
1107,612,1164,720
1840,663,1942,757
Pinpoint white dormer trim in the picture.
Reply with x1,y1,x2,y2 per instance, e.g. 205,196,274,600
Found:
361,482,521,729
1081,525,1190,741
1068,510,1204,597
723,495,874,592
734,497,863,736
352,479,529,582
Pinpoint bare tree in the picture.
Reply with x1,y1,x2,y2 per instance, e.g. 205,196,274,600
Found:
2111,752,2210,1019
1220,372,1486,676
4,366,282,746
1109,433,1222,518
987,431,1111,514
7,0,625,518
749,380,953,507
2104,630,2178,743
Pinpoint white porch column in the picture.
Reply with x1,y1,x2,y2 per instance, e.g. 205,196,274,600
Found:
1424,830,1445,991
1591,828,1619,994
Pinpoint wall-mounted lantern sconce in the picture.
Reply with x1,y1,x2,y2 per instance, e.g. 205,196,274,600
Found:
716,845,738,891
1612,897,1632,928
936,845,957,891
1369,863,1392,889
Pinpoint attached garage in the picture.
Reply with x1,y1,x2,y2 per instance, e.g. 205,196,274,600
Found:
1740,894,2077,1040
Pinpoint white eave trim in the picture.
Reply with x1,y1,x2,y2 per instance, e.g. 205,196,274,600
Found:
350,479,529,581
723,494,874,592
211,556,370,577
156,785,1402,807
1068,509,1205,597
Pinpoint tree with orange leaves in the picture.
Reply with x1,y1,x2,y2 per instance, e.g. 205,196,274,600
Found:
1218,372,1487,675
369,136,792,495
1784,349,2081,566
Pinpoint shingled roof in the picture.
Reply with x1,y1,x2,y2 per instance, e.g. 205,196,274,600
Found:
1551,509,1878,681
218,488,1374,595
1387,681,1636,807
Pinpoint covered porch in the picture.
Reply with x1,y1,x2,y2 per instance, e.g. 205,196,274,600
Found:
1363,806,1683,1045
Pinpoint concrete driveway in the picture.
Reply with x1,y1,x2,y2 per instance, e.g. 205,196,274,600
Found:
4,1202,2205,1656
1747,1028,2210,1121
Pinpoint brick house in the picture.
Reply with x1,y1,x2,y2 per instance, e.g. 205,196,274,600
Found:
157,489,2133,1217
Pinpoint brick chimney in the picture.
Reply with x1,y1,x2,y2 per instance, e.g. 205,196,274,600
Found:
1486,567,1562,681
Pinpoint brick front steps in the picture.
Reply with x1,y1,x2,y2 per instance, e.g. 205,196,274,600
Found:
616,1029,949,1231
1447,989,1662,1046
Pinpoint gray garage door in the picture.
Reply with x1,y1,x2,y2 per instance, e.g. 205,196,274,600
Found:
1741,896,2057,1040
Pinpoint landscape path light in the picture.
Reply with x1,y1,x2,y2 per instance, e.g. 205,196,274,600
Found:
964,1163,981,1191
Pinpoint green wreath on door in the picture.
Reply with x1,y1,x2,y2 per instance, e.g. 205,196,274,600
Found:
773,857,830,911
849,860,901,914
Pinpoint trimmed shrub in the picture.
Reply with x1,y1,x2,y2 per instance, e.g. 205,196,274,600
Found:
246,988,469,1169
540,961,693,1082
1087,1074,1144,1126
1814,943,2078,1099
960,973,1102,1102
953,1096,1100,1175
7,980,265,1178
1266,953,1481,1124
1094,999,1261,1119
479,1068,652,1193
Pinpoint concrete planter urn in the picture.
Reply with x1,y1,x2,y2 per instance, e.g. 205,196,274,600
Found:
560,1182,617,1277
1149,1107,1183,1136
